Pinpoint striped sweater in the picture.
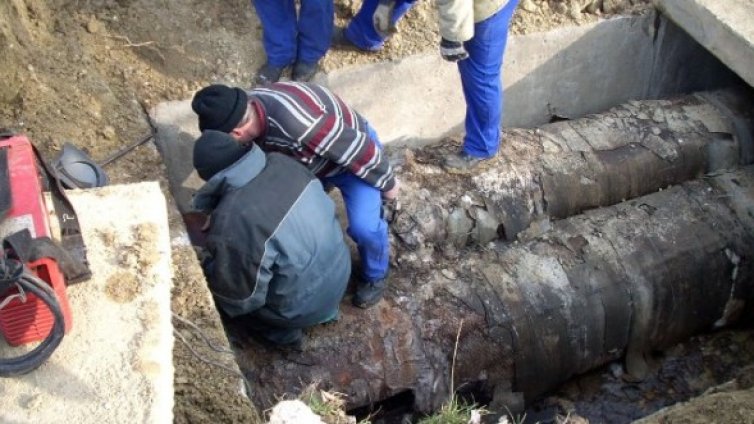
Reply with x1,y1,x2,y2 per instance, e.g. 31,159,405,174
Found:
248,82,396,191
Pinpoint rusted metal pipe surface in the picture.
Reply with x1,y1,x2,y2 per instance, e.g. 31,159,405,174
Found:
234,167,754,412
391,89,754,246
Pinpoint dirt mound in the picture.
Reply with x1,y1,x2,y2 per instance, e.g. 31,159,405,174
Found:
0,0,654,180
324,0,651,70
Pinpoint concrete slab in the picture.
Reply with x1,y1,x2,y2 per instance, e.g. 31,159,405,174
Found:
0,182,174,424
658,0,754,88
320,11,739,147
151,100,203,214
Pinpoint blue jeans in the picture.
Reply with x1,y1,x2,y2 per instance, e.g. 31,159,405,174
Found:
344,0,417,51
459,1,519,157
323,125,389,282
252,0,333,66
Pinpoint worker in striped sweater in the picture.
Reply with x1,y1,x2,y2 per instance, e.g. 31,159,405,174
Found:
191,82,399,309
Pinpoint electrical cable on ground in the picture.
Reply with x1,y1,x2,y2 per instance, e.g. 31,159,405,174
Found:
173,329,244,378
172,312,234,354
0,258,65,377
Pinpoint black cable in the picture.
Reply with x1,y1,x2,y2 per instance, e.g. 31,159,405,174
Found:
0,258,65,377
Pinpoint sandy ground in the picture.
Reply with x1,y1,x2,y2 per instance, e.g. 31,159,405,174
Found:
6,0,753,423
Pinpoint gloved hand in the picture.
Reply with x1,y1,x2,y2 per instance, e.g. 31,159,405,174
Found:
382,198,401,224
373,0,397,38
440,38,468,62
381,177,400,223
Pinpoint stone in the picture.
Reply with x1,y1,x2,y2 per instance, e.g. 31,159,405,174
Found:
472,208,500,245
447,208,473,248
520,0,538,13
586,0,604,14
517,217,552,241
101,125,117,140
86,17,103,34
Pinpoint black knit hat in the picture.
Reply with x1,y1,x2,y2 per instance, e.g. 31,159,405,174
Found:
191,85,249,133
193,130,247,181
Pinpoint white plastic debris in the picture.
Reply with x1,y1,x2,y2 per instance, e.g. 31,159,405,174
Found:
267,400,324,424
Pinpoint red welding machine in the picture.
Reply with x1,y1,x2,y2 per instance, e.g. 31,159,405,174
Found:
0,135,72,345
0,133,90,376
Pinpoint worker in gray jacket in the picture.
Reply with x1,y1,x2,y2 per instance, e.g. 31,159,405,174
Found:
192,130,351,348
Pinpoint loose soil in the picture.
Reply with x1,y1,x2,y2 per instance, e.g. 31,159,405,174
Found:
3,0,751,423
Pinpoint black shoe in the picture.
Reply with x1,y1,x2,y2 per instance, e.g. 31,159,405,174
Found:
442,151,488,173
255,63,285,85
331,26,368,52
292,61,319,82
247,328,303,352
353,277,388,309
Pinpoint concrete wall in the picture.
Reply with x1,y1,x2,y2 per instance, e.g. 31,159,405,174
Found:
658,0,754,88
320,11,742,147
154,12,745,213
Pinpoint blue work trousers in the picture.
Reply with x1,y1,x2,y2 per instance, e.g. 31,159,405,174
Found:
322,125,389,283
458,0,519,158
344,0,417,51
252,0,333,67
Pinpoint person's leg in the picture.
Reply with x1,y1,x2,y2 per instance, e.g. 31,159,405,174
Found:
324,172,389,283
457,1,518,158
325,127,390,308
252,0,297,83
296,0,333,73
239,314,304,347
255,326,303,346
342,0,416,51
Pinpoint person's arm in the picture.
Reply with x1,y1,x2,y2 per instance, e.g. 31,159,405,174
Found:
192,176,229,213
436,0,474,61
437,0,474,42
205,240,275,318
306,113,396,192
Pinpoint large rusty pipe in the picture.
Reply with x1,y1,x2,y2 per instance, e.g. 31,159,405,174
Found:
392,90,754,247
235,167,754,412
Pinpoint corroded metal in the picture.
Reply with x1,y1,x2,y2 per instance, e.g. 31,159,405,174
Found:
235,169,754,413
232,92,754,413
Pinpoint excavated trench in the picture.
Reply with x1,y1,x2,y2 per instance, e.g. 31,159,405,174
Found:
157,11,754,424
231,101,754,423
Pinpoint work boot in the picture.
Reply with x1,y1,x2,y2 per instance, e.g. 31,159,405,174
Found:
353,276,388,309
292,61,319,82
331,26,368,52
248,328,304,352
442,151,488,173
255,63,285,86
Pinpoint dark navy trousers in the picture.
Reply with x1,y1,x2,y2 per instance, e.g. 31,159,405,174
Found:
252,0,333,67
